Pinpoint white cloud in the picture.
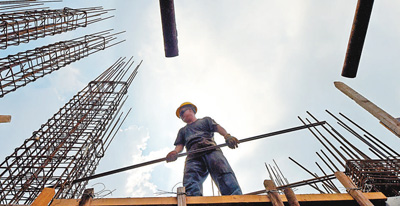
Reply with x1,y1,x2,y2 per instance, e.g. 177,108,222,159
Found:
122,125,173,197
49,66,86,101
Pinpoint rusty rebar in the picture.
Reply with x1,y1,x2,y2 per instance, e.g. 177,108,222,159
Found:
339,112,400,157
0,57,141,205
325,110,371,159
315,162,340,193
288,157,337,193
0,6,113,49
0,29,125,98
298,116,346,168
72,121,327,185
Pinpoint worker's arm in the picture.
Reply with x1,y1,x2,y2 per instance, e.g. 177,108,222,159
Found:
216,124,239,149
216,124,229,137
173,144,184,153
166,144,184,162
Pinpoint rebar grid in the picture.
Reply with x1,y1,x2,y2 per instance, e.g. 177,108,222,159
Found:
294,111,400,196
0,29,125,98
346,159,400,196
0,6,113,49
0,57,141,205
0,0,61,12
260,111,400,197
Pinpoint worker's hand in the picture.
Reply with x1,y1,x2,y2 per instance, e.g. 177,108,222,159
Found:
225,135,239,149
166,151,178,162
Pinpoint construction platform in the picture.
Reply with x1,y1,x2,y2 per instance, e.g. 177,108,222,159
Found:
45,192,387,206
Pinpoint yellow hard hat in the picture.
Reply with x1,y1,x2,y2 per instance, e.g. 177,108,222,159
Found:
176,102,197,118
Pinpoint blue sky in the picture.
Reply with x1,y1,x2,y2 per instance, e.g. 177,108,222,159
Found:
1,0,400,198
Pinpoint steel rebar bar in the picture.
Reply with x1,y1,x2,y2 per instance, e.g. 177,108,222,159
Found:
0,6,113,49
0,30,125,98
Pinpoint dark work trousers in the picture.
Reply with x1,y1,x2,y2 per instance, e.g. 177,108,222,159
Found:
183,150,242,196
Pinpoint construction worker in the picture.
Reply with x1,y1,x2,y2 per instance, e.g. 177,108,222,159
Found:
166,102,242,196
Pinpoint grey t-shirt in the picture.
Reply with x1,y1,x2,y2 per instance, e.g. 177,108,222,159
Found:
174,117,218,151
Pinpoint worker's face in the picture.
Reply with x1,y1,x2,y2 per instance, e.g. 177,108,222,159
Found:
180,107,195,123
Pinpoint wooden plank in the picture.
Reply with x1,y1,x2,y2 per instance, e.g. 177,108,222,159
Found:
50,197,178,206
264,180,284,206
294,192,385,202
78,188,94,206
335,171,373,206
50,192,386,206
0,115,11,123
177,187,186,206
335,81,400,137
284,188,300,206
31,188,55,206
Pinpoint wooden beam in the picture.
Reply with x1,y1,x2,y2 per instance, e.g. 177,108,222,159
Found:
284,188,300,206
264,180,284,206
177,187,186,206
0,115,11,123
31,188,55,206
50,193,386,206
78,188,94,206
335,81,400,137
334,171,373,206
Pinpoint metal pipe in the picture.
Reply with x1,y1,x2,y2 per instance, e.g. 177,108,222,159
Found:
159,0,179,57
341,0,374,78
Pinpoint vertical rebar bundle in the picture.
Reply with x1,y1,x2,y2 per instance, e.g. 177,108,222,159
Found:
294,111,400,196
0,6,113,49
0,2,47,12
0,29,125,98
0,57,142,205
0,0,61,11
346,159,400,196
